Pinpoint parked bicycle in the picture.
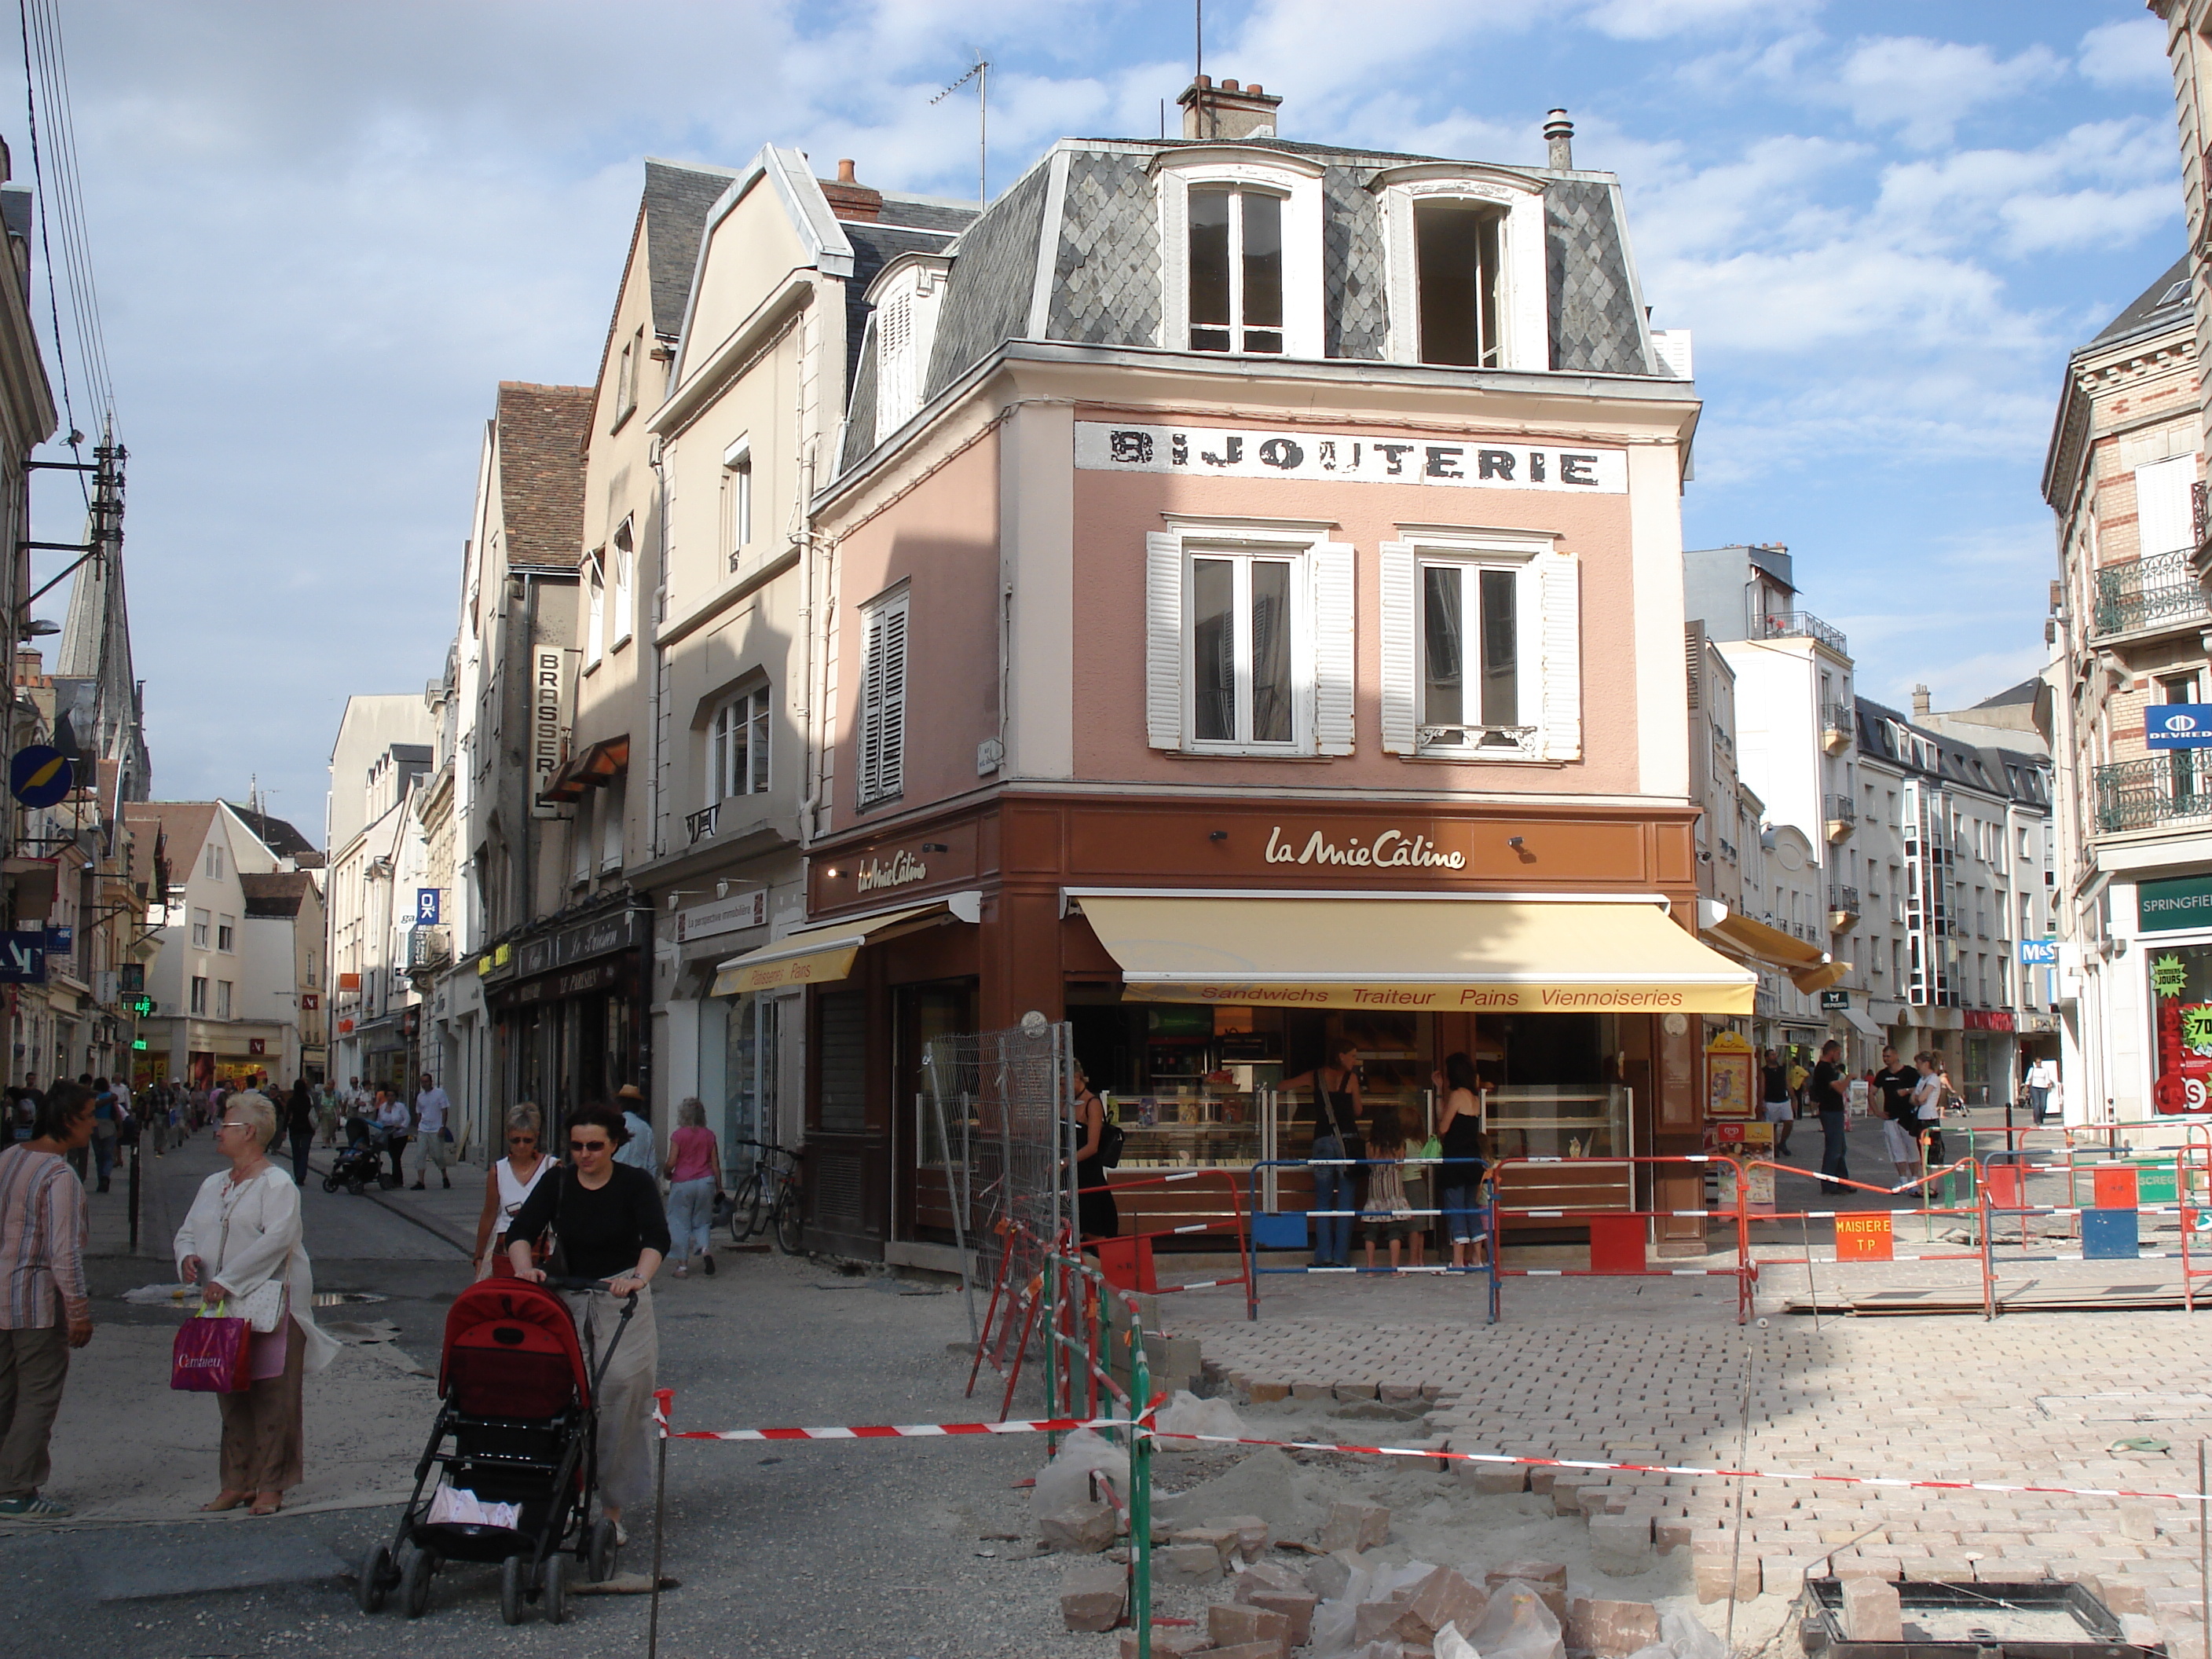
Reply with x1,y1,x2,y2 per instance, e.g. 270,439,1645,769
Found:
724,1140,806,1255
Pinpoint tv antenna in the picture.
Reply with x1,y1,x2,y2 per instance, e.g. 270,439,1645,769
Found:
932,50,990,205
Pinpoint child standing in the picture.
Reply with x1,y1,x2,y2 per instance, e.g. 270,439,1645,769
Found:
1361,1103,1413,1273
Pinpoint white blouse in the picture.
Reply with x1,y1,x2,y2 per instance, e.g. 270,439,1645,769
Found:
174,1165,338,1372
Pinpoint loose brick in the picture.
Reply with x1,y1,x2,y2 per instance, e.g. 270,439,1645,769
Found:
1232,1559,1307,1602
1569,1596,1662,1658
1694,1555,1760,1605
1173,1525,1241,1567
1155,1543,1224,1584
1590,1512,1654,1575
1394,1568,1488,1643
1210,1603,1292,1649
1207,1513,1271,1562
1463,1460,1529,1494
1247,1381,1290,1404
1039,1500,1116,1555
1248,1589,1319,1644
1320,1500,1392,1553
1844,1579,1903,1643
1490,1560,1569,1589
1061,1561,1126,1632
1122,1633,1211,1659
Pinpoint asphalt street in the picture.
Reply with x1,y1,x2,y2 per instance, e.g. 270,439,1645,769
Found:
2,1134,1115,1659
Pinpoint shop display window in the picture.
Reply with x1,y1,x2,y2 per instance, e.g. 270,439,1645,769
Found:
2148,942,2212,1115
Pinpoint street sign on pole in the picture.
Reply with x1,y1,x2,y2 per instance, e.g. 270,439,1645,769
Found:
416,888,441,925
8,746,71,808
0,932,46,983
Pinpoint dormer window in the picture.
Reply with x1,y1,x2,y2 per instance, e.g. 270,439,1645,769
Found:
1188,185,1284,353
1375,166,1548,372
1155,149,1323,359
868,252,951,448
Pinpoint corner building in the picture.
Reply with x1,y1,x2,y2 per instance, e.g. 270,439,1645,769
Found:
731,86,1752,1262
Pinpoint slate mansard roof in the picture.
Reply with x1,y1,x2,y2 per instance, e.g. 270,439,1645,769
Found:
838,134,1668,474
2090,252,2191,351
1855,698,2051,810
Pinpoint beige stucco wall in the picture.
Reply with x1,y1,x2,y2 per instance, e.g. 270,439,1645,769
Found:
680,179,809,379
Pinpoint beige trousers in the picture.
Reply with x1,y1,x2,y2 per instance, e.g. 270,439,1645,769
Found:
216,1317,306,1493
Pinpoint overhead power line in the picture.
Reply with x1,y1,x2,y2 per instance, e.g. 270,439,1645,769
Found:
16,0,112,462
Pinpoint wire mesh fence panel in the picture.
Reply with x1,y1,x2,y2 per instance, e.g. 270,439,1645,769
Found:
925,1018,1073,1382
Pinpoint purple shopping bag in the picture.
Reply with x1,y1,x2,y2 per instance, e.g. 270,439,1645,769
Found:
171,1309,252,1393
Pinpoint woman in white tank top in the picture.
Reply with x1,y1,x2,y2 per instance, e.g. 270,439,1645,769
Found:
471,1102,552,1279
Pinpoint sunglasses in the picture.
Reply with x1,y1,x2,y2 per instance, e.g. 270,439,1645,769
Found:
507,1133,538,1144
569,1138,610,1153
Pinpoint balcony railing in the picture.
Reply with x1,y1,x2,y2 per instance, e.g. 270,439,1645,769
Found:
2094,753,2212,834
2092,550,2210,638
1820,701,1854,753
1827,885,1860,918
685,804,719,845
1760,610,1850,657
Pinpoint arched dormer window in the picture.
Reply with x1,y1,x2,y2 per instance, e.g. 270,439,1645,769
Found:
868,251,951,448
1155,148,1324,360
1372,165,1549,372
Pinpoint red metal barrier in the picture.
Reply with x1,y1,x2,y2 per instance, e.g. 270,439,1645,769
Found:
1076,1168,1252,1302
1484,1155,1754,1326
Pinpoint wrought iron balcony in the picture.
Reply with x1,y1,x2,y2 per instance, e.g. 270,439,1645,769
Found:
1760,610,1850,657
1827,885,1860,924
1823,792,1857,841
1820,701,1855,753
685,804,719,845
2094,753,2212,834
2092,550,2210,638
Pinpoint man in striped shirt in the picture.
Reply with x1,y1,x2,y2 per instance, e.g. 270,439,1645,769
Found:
0,1082,93,1518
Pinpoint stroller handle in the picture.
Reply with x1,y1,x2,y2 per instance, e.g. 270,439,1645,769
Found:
539,1274,640,1298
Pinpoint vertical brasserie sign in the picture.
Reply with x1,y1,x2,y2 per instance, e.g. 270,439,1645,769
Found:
530,646,573,819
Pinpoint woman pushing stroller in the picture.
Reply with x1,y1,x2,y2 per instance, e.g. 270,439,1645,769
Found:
504,1101,669,1540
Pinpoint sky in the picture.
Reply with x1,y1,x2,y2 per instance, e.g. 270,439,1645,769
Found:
13,0,2187,842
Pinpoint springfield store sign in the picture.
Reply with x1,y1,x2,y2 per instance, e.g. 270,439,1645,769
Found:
2140,873,2212,933
1075,422,1628,493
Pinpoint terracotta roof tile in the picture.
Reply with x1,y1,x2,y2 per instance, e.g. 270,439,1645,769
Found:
496,382,594,572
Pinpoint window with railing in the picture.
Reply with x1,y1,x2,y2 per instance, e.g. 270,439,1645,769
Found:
2094,753,2212,833
1827,885,1859,915
2091,551,2210,637
1820,701,1853,737
1760,610,1850,657
1823,793,1857,824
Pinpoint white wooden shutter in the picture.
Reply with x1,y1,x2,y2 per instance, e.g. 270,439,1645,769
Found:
2135,455,2196,558
1311,542,1356,755
1144,532,1184,750
859,588,909,804
1537,553,1582,762
1377,540,1419,754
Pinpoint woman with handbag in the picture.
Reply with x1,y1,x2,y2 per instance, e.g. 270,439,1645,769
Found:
664,1097,720,1277
1434,1051,1491,1271
1284,1045,1364,1269
1070,1063,1119,1243
471,1102,552,1280
174,1090,338,1516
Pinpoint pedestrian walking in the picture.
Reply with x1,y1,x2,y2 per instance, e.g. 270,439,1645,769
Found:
313,1083,339,1148
283,1080,314,1186
409,1072,452,1190
1285,1044,1364,1269
86,1079,119,1194
507,1101,667,1540
0,1082,93,1518
1760,1047,1795,1155
1068,1063,1118,1244
372,1089,409,1187
613,1084,657,1178
471,1103,552,1280
2026,1055,2059,1126
1433,1050,1490,1271
663,1097,720,1277
174,1090,338,1517
1872,1045,1922,1182
1811,1039,1850,1192
1924,1055,1961,1167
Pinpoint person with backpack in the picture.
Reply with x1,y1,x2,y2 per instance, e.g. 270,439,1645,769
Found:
1069,1062,1119,1243
1286,1044,1364,1269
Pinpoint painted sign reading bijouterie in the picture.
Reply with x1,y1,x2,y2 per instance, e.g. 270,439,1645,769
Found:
1074,421,1628,493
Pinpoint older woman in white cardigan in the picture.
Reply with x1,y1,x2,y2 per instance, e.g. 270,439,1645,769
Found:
175,1090,338,1515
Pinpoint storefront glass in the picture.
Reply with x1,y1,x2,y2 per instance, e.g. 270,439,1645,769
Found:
2148,940,2212,1114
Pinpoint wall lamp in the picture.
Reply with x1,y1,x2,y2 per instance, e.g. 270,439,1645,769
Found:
1209,830,1229,841
921,842,949,853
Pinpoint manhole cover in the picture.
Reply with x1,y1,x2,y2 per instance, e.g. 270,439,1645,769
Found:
311,1291,387,1307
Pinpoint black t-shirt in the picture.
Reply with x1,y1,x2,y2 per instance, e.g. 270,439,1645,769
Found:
507,1163,672,1280
1760,1064,1789,1104
1810,1060,1846,1114
1873,1066,1920,1123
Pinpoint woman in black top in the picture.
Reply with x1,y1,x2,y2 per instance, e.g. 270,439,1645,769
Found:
1284,1044,1363,1269
508,1101,670,1537
1434,1051,1491,1270
1069,1063,1119,1243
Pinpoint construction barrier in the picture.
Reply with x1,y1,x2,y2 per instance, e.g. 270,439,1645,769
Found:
1242,1155,1494,1320
1484,1155,1756,1326
1079,1168,1253,1302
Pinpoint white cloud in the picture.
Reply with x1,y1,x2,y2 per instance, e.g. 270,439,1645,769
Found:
2078,16,2170,90
1586,0,1818,42
1833,36,2064,148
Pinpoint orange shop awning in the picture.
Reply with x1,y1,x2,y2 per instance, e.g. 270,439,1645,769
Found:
1071,890,1757,1016
709,901,965,996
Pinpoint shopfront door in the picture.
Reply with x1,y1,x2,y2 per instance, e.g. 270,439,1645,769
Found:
895,980,975,1247
807,987,884,1256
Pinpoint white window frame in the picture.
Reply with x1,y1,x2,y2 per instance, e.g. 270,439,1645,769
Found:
205,844,223,881
214,980,233,1020
599,775,625,873
614,324,641,427
584,551,606,668
190,908,210,950
712,683,772,804
217,914,236,953
1372,166,1550,373
1154,149,1324,361
868,254,950,448
856,586,910,810
2135,453,2196,559
611,518,635,649
1379,526,1579,762
189,976,207,1016
723,436,753,566
1144,516,1352,758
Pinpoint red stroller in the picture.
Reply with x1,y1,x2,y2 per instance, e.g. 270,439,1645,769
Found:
355,1276,639,1625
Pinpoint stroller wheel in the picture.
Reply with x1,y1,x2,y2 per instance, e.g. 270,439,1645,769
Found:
321,1176,339,1193
587,1515,619,1584
401,1546,435,1618
355,1543,392,1615
347,1180,366,1196
540,1551,567,1625
498,1555,526,1626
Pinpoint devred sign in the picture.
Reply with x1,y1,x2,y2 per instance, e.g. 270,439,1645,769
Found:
1833,1211,1893,1262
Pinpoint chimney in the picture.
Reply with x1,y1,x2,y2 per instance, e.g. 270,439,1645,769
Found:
819,157,881,223
1177,75,1284,141
1912,683,1932,718
1544,109,1573,170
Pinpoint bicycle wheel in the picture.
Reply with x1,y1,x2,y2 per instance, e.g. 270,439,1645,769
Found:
773,1179,805,1256
728,1170,766,1245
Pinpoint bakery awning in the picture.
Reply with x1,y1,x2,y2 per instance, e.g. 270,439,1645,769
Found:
1696,899,1844,994
1071,891,1757,1015
710,899,971,996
